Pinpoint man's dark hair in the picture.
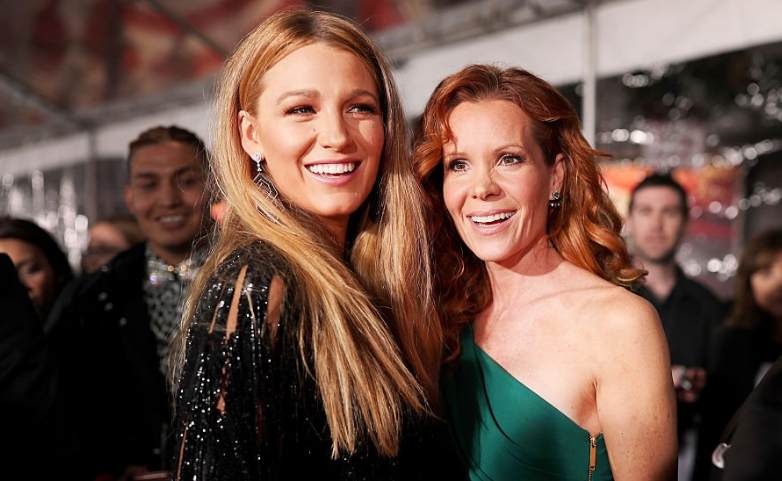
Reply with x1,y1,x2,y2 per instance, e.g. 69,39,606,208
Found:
126,125,208,174
629,173,688,217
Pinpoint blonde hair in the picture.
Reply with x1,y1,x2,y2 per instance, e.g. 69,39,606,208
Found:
172,9,441,457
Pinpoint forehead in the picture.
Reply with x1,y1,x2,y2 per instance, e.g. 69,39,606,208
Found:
89,223,126,240
753,250,782,270
129,141,204,177
445,100,536,148
260,43,377,97
633,185,683,207
0,237,43,260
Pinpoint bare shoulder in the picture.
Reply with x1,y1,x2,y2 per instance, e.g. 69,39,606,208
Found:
592,284,659,331
556,266,665,354
577,281,669,372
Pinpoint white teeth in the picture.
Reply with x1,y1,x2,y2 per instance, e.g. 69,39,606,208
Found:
470,212,515,224
159,215,184,222
307,162,356,175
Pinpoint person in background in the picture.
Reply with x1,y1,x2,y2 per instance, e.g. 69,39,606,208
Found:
416,64,676,480
0,217,74,322
47,125,212,480
81,214,144,274
0,253,77,478
624,173,725,480
704,228,782,479
169,9,460,480
711,352,782,481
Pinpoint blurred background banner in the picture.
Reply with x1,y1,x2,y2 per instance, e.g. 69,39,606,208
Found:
1,0,781,294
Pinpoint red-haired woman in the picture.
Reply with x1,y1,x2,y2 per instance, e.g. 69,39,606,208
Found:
415,65,677,480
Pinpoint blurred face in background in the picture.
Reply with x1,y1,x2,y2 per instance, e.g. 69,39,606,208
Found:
124,141,209,264
0,238,58,320
82,222,133,273
625,185,687,265
751,251,782,321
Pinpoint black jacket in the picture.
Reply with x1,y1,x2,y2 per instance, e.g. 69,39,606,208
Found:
0,254,77,478
47,243,170,479
714,353,782,480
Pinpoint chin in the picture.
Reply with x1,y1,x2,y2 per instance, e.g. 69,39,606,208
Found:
470,248,512,264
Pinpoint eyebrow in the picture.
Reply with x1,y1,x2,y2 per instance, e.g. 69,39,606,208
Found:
131,165,201,180
275,88,379,106
15,258,37,269
443,144,529,158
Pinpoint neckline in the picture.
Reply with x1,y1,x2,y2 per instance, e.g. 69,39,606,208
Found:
466,326,604,441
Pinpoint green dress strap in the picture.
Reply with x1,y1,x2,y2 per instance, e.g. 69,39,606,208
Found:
443,327,613,481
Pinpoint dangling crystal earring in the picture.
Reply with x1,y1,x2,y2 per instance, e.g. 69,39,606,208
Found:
548,190,562,209
251,152,264,173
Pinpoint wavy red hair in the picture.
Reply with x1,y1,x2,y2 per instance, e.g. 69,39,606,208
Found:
414,65,644,358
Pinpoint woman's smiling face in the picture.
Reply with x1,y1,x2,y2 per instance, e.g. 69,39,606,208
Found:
239,43,384,242
442,99,563,267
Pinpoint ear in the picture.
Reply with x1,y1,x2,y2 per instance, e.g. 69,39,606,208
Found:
550,153,565,195
123,185,135,215
238,110,263,158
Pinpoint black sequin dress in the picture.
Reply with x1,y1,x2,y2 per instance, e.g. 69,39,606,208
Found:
172,243,465,480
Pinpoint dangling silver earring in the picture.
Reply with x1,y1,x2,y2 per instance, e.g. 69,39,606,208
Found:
548,190,562,209
251,152,264,173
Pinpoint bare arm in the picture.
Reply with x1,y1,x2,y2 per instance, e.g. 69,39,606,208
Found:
595,295,677,481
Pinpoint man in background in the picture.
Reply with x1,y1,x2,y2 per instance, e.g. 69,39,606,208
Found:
625,173,726,481
48,125,211,480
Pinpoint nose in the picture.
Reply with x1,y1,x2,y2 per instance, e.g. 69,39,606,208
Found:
470,167,501,200
160,181,183,207
318,110,353,151
648,211,664,231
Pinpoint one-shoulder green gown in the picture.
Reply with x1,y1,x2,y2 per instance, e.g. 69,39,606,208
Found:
443,327,614,481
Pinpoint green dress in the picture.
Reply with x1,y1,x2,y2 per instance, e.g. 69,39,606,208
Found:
443,327,613,481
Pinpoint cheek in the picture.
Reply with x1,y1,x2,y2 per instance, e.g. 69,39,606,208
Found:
130,194,154,213
24,272,48,298
360,124,385,156
442,180,461,218
184,190,207,209
263,125,313,159
750,277,772,305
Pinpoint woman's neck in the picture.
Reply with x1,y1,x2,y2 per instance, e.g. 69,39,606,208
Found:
484,238,564,310
318,215,348,249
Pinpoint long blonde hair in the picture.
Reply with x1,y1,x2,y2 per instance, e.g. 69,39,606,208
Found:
172,9,442,457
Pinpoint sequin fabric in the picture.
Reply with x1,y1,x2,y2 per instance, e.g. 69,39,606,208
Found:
171,243,463,480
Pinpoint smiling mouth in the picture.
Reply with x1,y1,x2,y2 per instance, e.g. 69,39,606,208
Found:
306,162,357,176
469,211,516,225
158,215,186,223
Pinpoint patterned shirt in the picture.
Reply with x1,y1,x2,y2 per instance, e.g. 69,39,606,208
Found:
143,245,205,375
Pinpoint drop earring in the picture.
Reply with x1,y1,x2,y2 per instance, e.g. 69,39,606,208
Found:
548,190,562,209
251,152,264,173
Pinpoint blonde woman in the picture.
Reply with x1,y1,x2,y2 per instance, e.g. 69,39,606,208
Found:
170,9,461,481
